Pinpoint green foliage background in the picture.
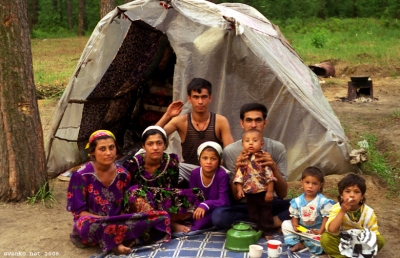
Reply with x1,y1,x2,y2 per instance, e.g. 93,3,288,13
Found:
30,0,127,37
29,0,400,37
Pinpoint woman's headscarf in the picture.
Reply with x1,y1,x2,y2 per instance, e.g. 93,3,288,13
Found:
135,126,168,156
85,130,116,149
142,125,167,138
197,141,223,160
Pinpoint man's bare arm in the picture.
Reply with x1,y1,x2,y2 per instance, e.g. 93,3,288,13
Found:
230,151,249,200
271,165,287,199
216,115,234,147
156,100,184,134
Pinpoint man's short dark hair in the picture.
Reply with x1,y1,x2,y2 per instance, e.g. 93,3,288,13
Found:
239,103,268,120
187,78,212,96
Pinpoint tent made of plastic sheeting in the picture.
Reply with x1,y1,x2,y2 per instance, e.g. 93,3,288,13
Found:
44,0,352,180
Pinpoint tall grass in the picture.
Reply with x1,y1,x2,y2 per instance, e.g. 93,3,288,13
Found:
31,37,89,98
26,182,56,208
278,18,400,66
358,133,399,193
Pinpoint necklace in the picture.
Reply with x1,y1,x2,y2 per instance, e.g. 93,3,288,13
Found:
136,153,170,182
195,113,210,139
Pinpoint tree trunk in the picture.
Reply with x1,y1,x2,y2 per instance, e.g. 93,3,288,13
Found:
58,0,63,25
317,0,327,20
353,0,358,17
67,0,73,31
29,0,39,31
100,0,115,19
0,0,47,202
52,0,57,10
78,0,86,36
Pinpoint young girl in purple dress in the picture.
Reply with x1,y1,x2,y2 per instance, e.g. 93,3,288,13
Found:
66,130,171,255
188,141,231,232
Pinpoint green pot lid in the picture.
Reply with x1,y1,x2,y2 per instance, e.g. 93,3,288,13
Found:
232,222,251,230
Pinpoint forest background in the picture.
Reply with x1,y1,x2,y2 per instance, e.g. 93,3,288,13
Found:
29,0,400,38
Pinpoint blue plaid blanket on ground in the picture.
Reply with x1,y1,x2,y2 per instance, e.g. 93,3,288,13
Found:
90,231,326,258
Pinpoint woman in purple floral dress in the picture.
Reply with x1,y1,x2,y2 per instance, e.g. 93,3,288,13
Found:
67,130,171,255
123,126,205,233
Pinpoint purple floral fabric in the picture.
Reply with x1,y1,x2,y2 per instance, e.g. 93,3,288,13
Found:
123,153,179,188
66,162,171,252
123,152,205,215
126,186,205,215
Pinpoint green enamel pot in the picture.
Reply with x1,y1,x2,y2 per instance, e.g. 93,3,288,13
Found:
225,222,262,252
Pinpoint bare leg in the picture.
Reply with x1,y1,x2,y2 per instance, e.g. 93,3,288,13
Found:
272,215,282,229
171,222,191,233
290,242,306,252
112,243,131,255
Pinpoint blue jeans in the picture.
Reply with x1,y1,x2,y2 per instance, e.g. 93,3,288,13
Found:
212,197,291,230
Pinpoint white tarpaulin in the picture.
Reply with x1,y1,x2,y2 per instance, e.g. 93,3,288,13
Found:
45,0,352,180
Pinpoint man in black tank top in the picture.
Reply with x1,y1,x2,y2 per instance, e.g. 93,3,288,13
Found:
182,112,223,166
156,78,233,179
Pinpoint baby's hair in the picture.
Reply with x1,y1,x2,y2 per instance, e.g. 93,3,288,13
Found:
301,166,325,193
337,173,366,204
199,146,222,166
242,129,263,140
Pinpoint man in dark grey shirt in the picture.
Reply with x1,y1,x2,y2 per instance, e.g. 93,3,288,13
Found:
212,103,290,232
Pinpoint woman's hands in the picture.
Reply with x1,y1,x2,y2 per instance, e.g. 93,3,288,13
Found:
78,211,105,219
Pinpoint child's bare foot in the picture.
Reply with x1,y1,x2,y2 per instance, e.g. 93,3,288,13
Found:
112,243,131,254
290,242,306,252
171,222,191,233
264,235,274,240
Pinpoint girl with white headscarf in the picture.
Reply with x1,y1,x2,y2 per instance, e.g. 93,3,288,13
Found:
187,141,231,232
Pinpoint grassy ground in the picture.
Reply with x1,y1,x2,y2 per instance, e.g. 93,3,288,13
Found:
32,37,89,98
279,18,400,70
